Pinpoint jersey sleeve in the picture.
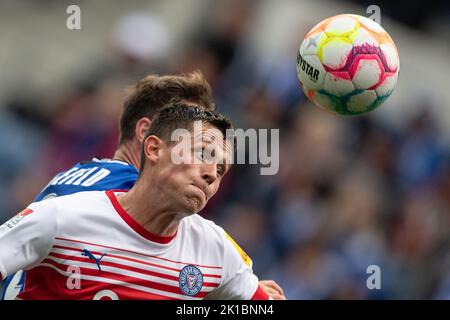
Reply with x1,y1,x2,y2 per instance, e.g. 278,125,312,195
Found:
206,230,269,300
0,201,57,279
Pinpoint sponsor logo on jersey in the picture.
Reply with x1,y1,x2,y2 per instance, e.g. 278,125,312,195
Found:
178,265,203,296
81,249,107,271
49,167,111,187
225,232,252,267
3,209,34,230
18,208,33,216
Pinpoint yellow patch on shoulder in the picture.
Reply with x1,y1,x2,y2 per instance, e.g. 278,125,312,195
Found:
225,232,252,267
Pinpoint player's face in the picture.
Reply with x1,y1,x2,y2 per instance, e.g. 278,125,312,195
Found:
155,122,231,214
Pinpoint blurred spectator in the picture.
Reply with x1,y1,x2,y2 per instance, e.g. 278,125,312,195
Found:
396,108,448,191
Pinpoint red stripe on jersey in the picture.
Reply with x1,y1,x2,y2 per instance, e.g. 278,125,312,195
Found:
47,252,219,288
54,237,223,269
49,252,178,281
105,190,177,244
251,285,270,300
51,244,222,279
41,258,210,298
53,244,181,272
18,266,179,300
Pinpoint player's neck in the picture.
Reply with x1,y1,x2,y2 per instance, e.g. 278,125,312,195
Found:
113,141,141,170
116,183,182,238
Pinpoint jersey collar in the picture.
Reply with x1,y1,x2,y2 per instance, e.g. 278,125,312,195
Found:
106,190,177,245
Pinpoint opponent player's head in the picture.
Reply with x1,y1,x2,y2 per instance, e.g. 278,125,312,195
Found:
117,71,215,159
138,103,233,214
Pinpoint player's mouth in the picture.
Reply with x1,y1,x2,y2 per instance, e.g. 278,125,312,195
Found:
191,182,208,201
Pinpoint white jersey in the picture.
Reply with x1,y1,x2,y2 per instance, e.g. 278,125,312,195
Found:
0,190,268,300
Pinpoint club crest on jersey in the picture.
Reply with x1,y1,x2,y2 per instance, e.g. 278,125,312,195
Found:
178,265,203,296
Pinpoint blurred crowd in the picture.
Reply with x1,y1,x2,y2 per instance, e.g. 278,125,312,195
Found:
0,0,449,299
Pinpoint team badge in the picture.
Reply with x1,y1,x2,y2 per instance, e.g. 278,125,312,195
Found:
178,265,203,296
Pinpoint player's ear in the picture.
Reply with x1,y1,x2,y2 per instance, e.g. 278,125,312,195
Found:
135,117,152,143
143,135,162,164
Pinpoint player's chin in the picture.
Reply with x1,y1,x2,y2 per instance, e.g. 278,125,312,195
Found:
183,194,206,214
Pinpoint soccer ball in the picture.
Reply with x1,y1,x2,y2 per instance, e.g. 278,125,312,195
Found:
296,14,399,116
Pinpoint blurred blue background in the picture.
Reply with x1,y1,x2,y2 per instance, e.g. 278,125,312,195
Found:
0,0,449,299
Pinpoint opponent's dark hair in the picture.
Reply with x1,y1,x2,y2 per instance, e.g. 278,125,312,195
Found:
119,71,215,145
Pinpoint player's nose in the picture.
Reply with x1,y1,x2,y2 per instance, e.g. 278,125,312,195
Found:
200,163,217,185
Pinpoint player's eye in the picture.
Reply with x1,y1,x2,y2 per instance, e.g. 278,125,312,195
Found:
217,165,225,177
194,147,204,161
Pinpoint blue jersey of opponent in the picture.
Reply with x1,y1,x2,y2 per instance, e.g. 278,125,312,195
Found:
1,158,139,300
34,158,138,201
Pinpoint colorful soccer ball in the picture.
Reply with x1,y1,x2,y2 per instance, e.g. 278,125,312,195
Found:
296,14,399,115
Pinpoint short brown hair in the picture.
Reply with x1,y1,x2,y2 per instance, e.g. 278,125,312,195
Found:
119,71,215,144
